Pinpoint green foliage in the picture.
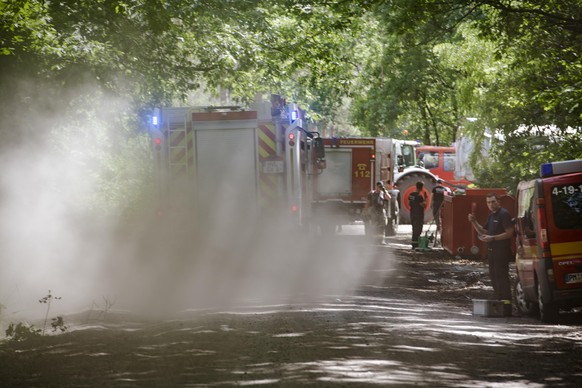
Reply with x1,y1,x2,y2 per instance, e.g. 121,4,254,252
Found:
51,316,68,333
4,290,69,342
473,130,582,194
355,0,581,139
1,0,580,202
5,322,41,342
1,0,371,109
350,0,581,188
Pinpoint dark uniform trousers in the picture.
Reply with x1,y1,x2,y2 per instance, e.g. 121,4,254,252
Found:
487,245,512,300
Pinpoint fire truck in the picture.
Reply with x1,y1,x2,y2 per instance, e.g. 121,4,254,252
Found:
312,137,443,232
416,145,473,187
146,98,442,233
513,159,582,322
147,97,325,230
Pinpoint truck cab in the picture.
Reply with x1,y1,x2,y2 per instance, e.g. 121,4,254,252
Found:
514,159,582,322
416,145,472,187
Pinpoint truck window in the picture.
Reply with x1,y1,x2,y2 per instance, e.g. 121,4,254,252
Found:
401,145,416,167
443,152,455,172
422,151,439,169
550,180,582,230
518,187,536,238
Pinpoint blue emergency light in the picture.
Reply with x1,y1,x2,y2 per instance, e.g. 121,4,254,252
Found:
540,163,553,177
291,110,298,121
150,108,160,128
541,160,582,178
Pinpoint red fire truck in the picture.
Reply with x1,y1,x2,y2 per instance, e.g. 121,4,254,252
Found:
312,137,444,232
513,159,582,322
147,99,442,234
416,145,472,187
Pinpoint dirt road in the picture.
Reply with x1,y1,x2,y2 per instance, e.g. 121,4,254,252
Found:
1,224,582,387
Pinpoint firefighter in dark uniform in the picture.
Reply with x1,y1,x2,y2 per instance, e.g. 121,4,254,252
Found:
468,193,514,301
408,181,427,248
366,181,390,245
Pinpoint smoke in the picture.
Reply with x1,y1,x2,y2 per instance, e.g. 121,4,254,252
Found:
0,83,388,325
0,82,137,321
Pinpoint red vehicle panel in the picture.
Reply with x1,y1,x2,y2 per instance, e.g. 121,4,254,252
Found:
416,145,471,186
315,138,376,204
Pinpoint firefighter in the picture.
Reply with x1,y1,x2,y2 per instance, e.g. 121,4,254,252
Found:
468,193,514,301
366,181,390,245
409,181,427,248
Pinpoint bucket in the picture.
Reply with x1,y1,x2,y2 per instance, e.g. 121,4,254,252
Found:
418,236,430,249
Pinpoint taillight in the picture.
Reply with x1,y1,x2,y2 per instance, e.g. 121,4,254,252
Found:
288,132,296,146
291,203,299,213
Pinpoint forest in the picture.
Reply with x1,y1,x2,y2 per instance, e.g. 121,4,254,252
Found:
1,0,581,217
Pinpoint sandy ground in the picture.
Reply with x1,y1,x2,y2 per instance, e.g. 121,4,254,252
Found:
1,224,582,387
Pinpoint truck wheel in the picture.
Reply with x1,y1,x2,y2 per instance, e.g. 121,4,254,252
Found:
396,173,437,224
514,277,535,315
537,282,559,323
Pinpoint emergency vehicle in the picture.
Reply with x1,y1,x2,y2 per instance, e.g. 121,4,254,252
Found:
313,137,443,231
147,97,325,230
514,159,582,322
416,145,473,187
146,98,442,233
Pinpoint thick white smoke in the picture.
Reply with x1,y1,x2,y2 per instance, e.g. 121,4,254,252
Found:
0,86,390,328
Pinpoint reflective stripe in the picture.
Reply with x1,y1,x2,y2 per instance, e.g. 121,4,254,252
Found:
258,124,276,158
550,241,582,257
258,123,280,213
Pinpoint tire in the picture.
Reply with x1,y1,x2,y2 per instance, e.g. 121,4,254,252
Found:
514,277,536,315
396,173,437,224
537,282,559,323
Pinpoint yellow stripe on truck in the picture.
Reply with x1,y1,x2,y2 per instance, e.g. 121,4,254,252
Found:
550,241,582,257
258,123,280,214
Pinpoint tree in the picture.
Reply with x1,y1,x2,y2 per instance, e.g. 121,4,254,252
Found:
351,0,581,189
360,0,582,138
0,1,376,220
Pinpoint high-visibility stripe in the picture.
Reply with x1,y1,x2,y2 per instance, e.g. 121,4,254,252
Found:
260,174,279,199
170,131,185,147
258,124,276,159
258,123,280,213
550,241,582,257
168,123,191,177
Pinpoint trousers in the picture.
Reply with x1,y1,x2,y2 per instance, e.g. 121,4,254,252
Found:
411,214,424,248
487,246,512,300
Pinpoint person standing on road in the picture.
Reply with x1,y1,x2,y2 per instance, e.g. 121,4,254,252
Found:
431,179,447,243
468,193,514,301
408,181,427,249
366,181,390,245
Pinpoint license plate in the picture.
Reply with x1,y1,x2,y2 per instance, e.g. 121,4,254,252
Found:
565,272,582,284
